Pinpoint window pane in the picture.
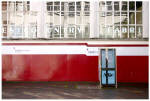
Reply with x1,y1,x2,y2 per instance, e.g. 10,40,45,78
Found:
54,2,60,11
136,1,142,11
136,26,142,38
69,2,75,11
129,12,135,24
76,12,82,24
16,1,23,12
104,25,113,38
121,12,128,24
47,2,53,11
67,25,75,38
53,25,60,38
114,26,120,38
129,1,135,11
106,1,112,11
76,25,82,38
114,12,120,25
106,12,113,25
122,1,127,11
2,25,7,38
84,2,90,12
129,26,135,38
76,2,81,11
114,2,119,11
136,12,142,24
2,1,7,11
121,26,128,38
99,1,106,12
54,12,60,25
83,25,90,38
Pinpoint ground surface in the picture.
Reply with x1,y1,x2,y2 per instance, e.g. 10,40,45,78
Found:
2,82,148,99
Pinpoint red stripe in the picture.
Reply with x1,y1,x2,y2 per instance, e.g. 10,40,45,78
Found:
2,43,148,47
2,43,87,45
87,44,149,47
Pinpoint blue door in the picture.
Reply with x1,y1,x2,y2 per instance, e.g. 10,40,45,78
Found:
101,49,116,85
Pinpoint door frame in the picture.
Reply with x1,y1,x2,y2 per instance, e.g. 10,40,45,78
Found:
98,48,117,88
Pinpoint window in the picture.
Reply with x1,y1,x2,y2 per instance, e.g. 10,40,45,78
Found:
1,1,144,40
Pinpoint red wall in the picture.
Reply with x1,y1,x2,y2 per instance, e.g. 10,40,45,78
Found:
2,55,148,83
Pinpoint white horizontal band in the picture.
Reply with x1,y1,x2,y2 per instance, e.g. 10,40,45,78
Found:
2,45,149,56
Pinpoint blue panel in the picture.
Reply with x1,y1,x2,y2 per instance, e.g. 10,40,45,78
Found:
101,70,106,84
101,50,106,68
108,70,116,84
108,49,115,68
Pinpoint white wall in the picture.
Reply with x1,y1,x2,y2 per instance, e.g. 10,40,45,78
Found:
143,1,149,38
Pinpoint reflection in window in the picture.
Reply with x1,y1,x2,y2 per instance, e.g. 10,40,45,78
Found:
2,1,144,40
129,1,135,11
122,1,127,11
121,12,128,24
129,12,135,24
114,2,119,11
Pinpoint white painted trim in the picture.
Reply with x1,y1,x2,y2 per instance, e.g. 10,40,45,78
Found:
143,1,149,38
2,40,148,45
2,45,149,56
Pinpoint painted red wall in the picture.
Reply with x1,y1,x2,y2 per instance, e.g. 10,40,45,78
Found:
2,55,148,83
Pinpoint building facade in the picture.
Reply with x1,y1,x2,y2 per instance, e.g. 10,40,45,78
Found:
2,0,149,82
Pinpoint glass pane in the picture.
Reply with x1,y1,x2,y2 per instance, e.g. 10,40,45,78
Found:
136,26,142,38
114,12,120,25
83,25,90,38
136,1,142,11
106,12,113,25
129,26,135,38
101,49,106,68
136,12,142,24
76,2,81,11
99,25,105,38
53,26,60,38
122,1,127,11
108,70,115,84
121,12,128,24
16,2,23,12
68,12,75,24
76,12,82,24
2,25,7,38
129,12,135,24
76,25,82,38
84,2,90,12
99,1,106,12
121,26,128,38
108,49,115,68
46,12,53,24
2,12,7,25
114,26,120,38
69,2,75,11
54,12,60,25
47,2,53,11
46,25,53,38
83,13,89,25
54,2,60,11
67,25,75,38
102,70,106,84
129,1,135,11
105,26,113,38
2,1,7,11
114,2,119,11
106,1,112,11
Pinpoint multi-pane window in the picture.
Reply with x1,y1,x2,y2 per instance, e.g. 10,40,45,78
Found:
1,1,144,40
99,1,143,39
